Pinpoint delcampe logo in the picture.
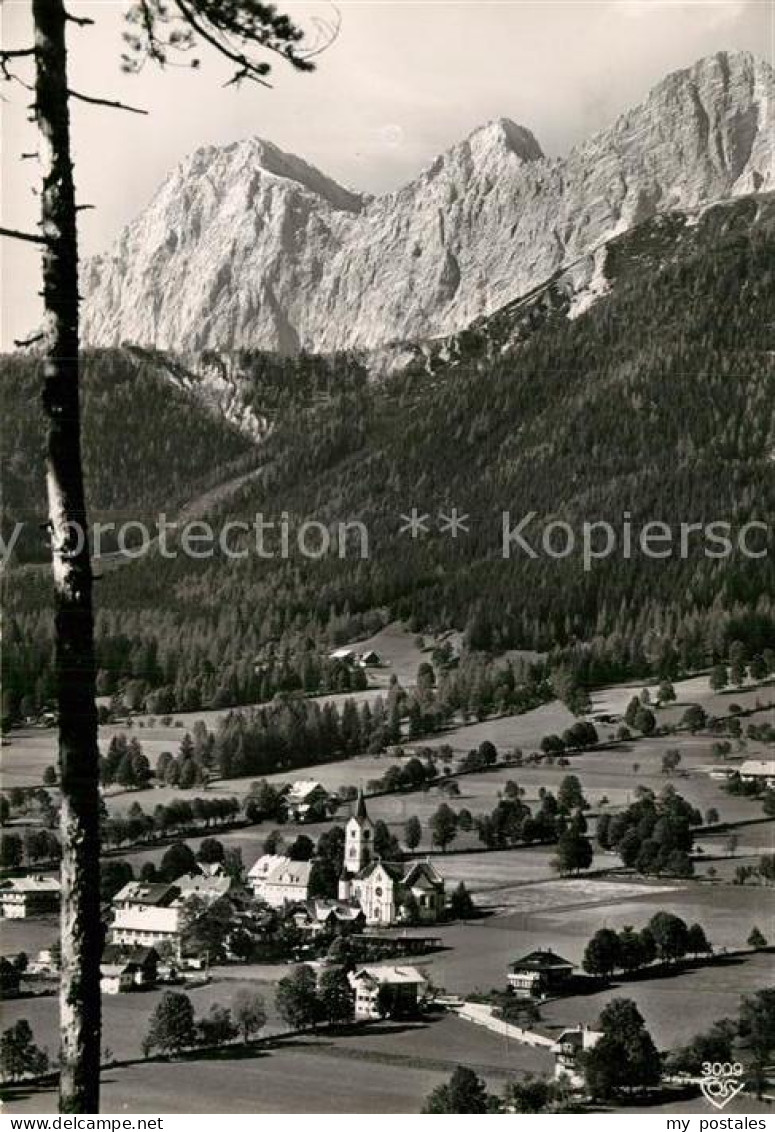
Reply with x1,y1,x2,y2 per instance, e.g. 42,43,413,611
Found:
700,1061,746,1110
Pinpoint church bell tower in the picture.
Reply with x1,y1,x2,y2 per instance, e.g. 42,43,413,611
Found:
345,789,373,875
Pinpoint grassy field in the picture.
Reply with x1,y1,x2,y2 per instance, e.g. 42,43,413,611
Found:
2,1011,551,1115
1,977,288,1064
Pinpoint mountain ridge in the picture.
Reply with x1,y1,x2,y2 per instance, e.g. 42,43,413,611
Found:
81,49,773,353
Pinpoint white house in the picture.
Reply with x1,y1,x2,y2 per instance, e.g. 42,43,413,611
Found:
551,1025,603,1087
739,759,775,788
348,965,427,1019
337,792,445,925
284,780,330,822
247,855,314,907
100,963,137,995
0,875,61,919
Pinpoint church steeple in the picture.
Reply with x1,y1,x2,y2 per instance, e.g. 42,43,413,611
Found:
345,789,373,874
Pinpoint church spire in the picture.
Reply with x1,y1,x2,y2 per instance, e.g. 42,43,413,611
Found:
355,787,368,821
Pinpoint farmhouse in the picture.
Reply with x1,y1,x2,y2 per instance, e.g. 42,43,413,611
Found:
337,792,445,925
0,875,61,918
247,854,314,907
284,779,330,822
101,944,158,988
551,1025,603,1087
738,759,775,787
291,899,366,937
507,949,575,999
110,877,232,952
348,965,427,1019
100,962,137,995
111,882,183,951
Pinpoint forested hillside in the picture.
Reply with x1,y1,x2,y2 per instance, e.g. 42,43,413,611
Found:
3,194,774,719
1,348,255,561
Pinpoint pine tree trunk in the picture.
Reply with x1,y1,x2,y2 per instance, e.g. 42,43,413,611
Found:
32,0,102,1112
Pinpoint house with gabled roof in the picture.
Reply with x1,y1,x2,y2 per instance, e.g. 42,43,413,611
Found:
551,1025,603,1086
0,875,61,919
348,964,427,1018
507,949,574,998
247,855,314,908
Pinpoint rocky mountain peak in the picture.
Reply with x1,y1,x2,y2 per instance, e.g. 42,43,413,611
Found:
81,51,774,354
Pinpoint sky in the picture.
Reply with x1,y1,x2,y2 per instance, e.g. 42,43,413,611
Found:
1,0,772,346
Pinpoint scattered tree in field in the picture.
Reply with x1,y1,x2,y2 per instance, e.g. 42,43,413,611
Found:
100,859,134,904
232,988,267,1043
275,965,320,1030
449,881,475,920
681,704,708,733
738,988,775,1094
583,928,620,978
159,841,198,882
423,1066,492,1113
686,923,712,957
197,1004,237,1047
553,823,593,875
196,837,224,865
506,1074,574,1113
142,992,197,1057
666,1020,735,1075
0,1019,49,1082
661,748,681,775
557,774,587,812
582,998,661,1098
657,680,676,706
403,816,422,850
430,803,458,851
318,966,355,1025
43,766,57,787
0,834,23,869
747,926,768,950
710,665,729,692
648,912,689,963
704,807,720,825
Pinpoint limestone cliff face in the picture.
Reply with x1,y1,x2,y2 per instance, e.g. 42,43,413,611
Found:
81,51,773,353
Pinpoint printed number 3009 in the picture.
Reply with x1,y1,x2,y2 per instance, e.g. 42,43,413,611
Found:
702,1062,744,1077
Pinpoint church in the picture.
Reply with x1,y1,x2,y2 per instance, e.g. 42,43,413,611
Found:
338,791,446,926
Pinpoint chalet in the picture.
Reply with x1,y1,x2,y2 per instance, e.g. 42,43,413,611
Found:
247,855,314,908
507,949,574,999
357,650,383,668
100,963,137,995
0,875,61,919
739,759,775,788
337,792,445,925
551,1025,603,1087
348,965,427,1019
111,882,183,952
291,899,365,937
176,872,234,901
111,879,230,953
284,779,330,822
101,944,158,988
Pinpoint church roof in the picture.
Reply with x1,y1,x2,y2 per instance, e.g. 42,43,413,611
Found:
403,860,445,890
355,859,405,883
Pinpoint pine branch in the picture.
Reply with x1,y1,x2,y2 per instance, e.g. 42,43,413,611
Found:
67,89,148,114
171,0,273,88
14,332,45,348
0,225,47,245
0,47,36,86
